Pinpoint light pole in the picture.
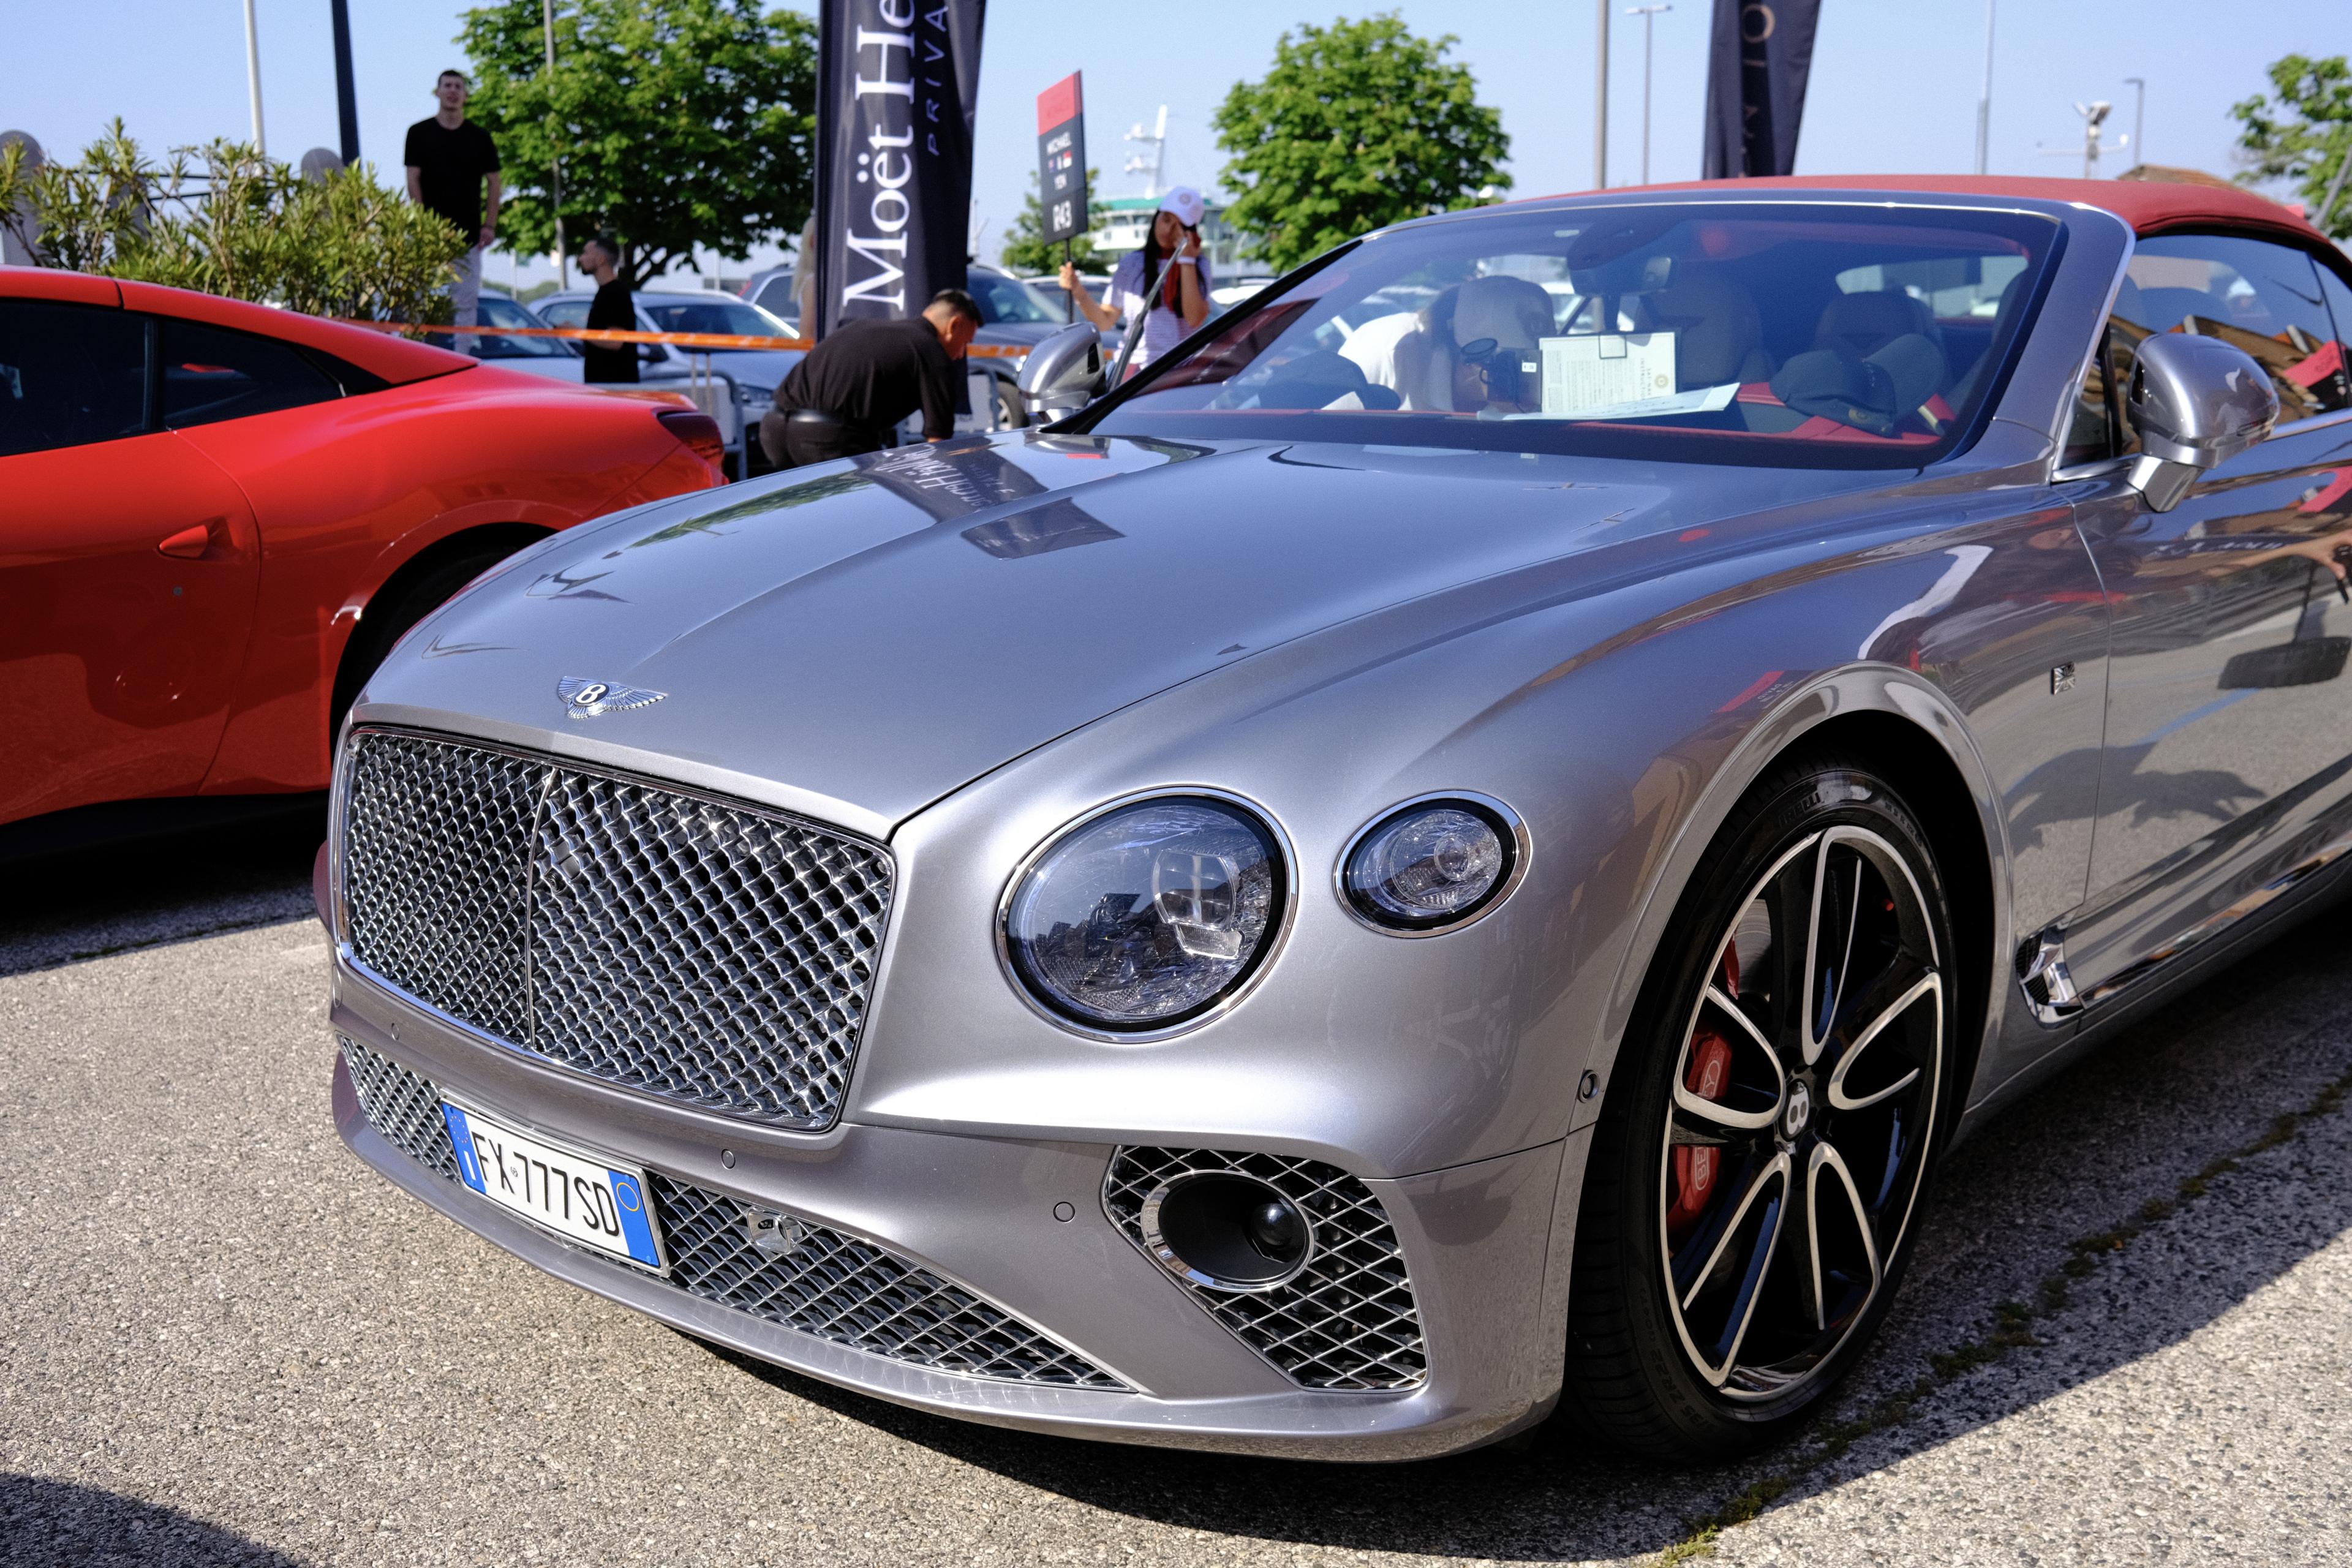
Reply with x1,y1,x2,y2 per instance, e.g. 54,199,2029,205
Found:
2040,101,2125,179
1594,0,1611,188
330,0,361,167
544,0,565,288
241,0,266,155
1974,0,1994,175
2124,77,2145,169
1625,4,1670,186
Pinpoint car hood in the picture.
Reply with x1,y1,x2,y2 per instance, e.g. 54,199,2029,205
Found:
700,348,802,389
372,432,1876,832
976,321,1060,349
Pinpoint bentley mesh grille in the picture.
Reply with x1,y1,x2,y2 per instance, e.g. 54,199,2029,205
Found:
649,1177,1125,1388
340,729,893,1129
336,1039,1121,1390
340,1036,462,1181
1103,1147,1427,1390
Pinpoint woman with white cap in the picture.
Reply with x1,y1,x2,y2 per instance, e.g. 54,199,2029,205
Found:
1061,186,1213,375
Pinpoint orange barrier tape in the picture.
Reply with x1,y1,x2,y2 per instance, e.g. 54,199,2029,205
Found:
337,318,1030,358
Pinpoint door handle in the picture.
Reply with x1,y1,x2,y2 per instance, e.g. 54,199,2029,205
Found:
157,517,230,560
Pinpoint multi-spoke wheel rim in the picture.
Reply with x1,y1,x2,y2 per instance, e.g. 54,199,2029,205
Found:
1657,824,1943,1400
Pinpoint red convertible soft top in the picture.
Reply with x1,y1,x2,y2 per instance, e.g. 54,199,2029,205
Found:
1553,174,2328,249
0,266,472,385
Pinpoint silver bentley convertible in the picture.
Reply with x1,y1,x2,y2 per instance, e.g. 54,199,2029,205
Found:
322,176,2352,1461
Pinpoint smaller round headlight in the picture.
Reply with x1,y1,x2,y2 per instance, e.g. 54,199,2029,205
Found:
1341,796,1521,933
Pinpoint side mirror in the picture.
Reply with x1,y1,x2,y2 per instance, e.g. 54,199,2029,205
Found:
1017,322,1107,421
2123,333,2278,511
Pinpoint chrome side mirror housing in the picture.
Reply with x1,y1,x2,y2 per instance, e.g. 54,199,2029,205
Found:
1017,322,1107,422
2122,333,2278,512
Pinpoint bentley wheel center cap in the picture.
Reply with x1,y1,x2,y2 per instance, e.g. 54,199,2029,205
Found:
1782,1080,1814,1141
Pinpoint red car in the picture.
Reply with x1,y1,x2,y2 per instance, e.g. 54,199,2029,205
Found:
1,267,723,848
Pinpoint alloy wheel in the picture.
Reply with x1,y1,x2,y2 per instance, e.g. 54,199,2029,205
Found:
1656,823,1944,1399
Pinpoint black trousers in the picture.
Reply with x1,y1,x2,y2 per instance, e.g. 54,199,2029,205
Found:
760,409,886,469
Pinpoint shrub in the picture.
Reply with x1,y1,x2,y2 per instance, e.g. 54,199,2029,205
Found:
0,121,470,328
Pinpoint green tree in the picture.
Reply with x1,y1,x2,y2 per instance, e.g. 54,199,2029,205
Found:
0,122,467,325
1211,13,1508,273
459,0,815,288
2231,54,2352,240
999,167,1102,275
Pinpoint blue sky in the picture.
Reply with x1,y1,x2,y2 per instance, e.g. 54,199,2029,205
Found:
6,0,2345,287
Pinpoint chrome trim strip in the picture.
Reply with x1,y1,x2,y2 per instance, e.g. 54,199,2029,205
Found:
2076,829,2352,1012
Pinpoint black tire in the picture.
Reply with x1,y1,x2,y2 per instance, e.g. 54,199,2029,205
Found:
992,375,1027,430
1561,754,1959,1460
330,546,519,741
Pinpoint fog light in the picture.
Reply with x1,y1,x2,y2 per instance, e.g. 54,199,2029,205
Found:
1139,1172,1314,1292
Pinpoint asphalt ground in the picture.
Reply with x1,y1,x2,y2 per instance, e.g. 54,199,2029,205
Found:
2,821,2348,1567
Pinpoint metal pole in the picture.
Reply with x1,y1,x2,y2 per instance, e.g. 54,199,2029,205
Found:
241,0,266,156
330,0,360,166
1594,0,1610,189
2316,138,2352,235
2124,77,2144,168
1626,6,1670,187
544,0,565,289
1974,0,1994,176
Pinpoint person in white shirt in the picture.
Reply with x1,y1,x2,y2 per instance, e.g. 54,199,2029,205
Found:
1061,187,1213,375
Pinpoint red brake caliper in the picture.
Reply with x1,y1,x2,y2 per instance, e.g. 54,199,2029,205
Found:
1668,950,1740,1240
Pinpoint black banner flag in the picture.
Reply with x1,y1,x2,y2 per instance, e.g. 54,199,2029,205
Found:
1035,72,1088,246
812,0,987,337
1702,0,1821,178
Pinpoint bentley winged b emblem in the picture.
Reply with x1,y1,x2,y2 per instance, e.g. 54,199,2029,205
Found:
558,676,667,719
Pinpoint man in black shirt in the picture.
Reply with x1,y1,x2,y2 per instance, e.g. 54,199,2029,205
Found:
578,235,638,385
760,289,981,468
404,70,502,340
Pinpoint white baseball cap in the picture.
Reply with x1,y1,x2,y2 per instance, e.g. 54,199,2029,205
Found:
1157,186,1206,228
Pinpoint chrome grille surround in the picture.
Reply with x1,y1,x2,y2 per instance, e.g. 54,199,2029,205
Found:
336,1038,1123,1390
1102,1147,1427,1390
339,728,894,1129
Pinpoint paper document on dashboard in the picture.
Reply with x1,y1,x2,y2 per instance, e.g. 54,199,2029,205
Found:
1507,380,1738,423
1539,333,1679,415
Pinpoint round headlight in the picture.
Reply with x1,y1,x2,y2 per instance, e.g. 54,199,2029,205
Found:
1341,797,1521,933
1003,796,1287,1032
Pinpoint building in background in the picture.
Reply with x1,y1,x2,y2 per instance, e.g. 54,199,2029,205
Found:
1086,194,1256,274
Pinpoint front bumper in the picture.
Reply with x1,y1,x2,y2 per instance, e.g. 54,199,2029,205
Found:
328,959,1574,1461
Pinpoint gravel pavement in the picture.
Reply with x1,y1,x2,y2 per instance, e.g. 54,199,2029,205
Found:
1,827,2348,1567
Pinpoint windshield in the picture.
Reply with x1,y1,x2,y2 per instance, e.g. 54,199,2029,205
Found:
470,295,577,358
1088,202,2063,469
639,298,793,340
969,271,1063,325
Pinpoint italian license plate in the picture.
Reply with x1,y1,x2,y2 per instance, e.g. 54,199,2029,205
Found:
441,1102,664,1270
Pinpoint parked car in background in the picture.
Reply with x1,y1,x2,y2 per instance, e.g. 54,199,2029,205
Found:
739,266,799,328
1208,276,1277,312
463,292,589,380
0,266,723,854
538,290,802,478
1021,270,1111,323
326,176,2352,1462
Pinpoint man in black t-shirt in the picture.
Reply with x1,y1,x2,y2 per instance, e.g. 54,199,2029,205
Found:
404,70,502,339
578,235,638,385
760,290,981,469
